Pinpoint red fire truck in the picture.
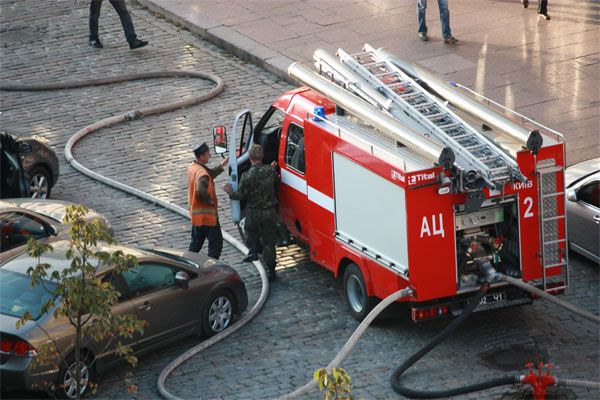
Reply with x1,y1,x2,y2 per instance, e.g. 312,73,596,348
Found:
217,44,568,322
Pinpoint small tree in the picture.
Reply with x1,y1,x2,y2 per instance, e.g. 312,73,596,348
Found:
17,204,146,399
314,367,353,400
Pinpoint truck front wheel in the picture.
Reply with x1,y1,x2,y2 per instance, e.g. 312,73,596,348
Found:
343,263,376,321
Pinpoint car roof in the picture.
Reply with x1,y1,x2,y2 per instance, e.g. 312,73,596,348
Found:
2,240,154,277
0,199,69,220
566,157,600,188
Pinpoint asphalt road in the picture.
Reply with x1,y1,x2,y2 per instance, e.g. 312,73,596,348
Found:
1,1,598,399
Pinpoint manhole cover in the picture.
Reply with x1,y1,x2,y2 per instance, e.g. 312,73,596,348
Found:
479,344,549,372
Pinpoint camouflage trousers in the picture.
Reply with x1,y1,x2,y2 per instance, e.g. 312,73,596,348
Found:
245,208,277,271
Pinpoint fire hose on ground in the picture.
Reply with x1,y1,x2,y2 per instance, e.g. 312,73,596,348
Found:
2,75,599,400
2,72,270,400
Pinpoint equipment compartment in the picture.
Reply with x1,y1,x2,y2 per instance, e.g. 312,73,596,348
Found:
455,200,521,290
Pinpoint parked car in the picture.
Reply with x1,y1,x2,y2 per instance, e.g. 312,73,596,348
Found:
0,131,59,199
0,198,113,260
565,157,599,264
0,240,248,398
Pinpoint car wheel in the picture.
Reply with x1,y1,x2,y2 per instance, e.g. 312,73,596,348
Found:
28,166,51,199
202,289,234,337
56,352,94,399
343,263,376,321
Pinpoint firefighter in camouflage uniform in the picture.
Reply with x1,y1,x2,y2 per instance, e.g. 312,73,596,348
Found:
224,144,279,280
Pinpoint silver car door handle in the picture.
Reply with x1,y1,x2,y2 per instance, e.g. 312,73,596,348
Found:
137,301,152,311
593,215,600,223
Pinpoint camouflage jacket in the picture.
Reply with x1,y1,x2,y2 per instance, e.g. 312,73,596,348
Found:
228,164,278,209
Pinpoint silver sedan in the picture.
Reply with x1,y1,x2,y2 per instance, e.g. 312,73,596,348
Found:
565,157,600,264
0,198,113,259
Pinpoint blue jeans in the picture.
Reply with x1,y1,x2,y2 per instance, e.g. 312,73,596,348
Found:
417,0,452,39
189,224,223,260
89,0,137,43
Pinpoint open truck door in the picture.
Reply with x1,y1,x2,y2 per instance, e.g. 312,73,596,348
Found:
216,109,253,224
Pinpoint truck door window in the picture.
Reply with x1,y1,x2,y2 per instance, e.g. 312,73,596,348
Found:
254,108,285,164
285,123,305,174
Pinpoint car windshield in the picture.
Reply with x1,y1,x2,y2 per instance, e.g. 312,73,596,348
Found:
0,269,58,320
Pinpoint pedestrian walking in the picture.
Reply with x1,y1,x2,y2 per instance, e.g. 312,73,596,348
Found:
417,0,458,44
521,0,550,20
223,144,279,280
89,0,149,49
188,141,228,259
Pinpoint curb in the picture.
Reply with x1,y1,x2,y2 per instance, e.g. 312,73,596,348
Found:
137,0,296,84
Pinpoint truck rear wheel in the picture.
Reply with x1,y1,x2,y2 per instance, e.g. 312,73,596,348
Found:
343,263,376,321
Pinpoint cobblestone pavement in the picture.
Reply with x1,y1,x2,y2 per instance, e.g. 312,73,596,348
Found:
1,1,598,399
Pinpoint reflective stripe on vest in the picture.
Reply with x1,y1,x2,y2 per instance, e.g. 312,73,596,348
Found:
188,162,218,226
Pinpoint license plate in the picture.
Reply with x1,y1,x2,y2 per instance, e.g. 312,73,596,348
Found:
479,292,507,305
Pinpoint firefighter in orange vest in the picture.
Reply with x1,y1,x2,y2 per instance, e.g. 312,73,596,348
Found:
188,141,228,259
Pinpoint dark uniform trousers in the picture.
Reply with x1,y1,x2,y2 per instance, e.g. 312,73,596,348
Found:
245,208,277,274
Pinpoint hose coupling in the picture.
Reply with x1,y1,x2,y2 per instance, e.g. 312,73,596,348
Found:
477,260,498,283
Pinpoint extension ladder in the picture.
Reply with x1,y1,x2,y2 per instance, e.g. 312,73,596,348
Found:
314,44,526,190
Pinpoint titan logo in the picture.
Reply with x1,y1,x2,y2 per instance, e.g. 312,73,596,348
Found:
391,170,405,182
408,171,436,186
512,181,533,190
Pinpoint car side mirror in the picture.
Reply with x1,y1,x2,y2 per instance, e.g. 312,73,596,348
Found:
46,225,58,236
566,189,577,202
212,126,228,155
175,271,190,288
17,142,32,154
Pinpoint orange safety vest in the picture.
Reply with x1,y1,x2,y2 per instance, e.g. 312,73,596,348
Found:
188,162,218,226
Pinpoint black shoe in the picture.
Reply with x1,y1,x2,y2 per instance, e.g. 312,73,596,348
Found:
419,32,429,42
89,39,103,48
522,0,528,8
242,253,258,263
129,39,148,49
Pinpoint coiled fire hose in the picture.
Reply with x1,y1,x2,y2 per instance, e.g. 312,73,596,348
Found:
389,267,600,399
3,76,599,400
1,71,269,400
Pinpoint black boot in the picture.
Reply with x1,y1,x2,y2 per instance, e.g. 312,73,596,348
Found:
129,38,148,49
89,38,103,48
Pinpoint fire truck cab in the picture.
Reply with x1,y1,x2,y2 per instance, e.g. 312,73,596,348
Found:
221,45,568,322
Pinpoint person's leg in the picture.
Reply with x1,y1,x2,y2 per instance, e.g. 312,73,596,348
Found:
538,0,549,17
417,0,428,34
437,0,452,39
89,0,102,41
260,211,278,278
188,225,206,253
244,212,261,261
206,224,223,259
108,0,137,42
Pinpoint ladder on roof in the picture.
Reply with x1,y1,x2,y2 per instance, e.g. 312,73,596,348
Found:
537,159,569,292
314,44,526,190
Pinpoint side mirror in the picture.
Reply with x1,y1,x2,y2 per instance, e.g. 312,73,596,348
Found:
17,142,32,154
566,189,577,202
213,126,228,155
46,225,58,236
175,270,190,288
